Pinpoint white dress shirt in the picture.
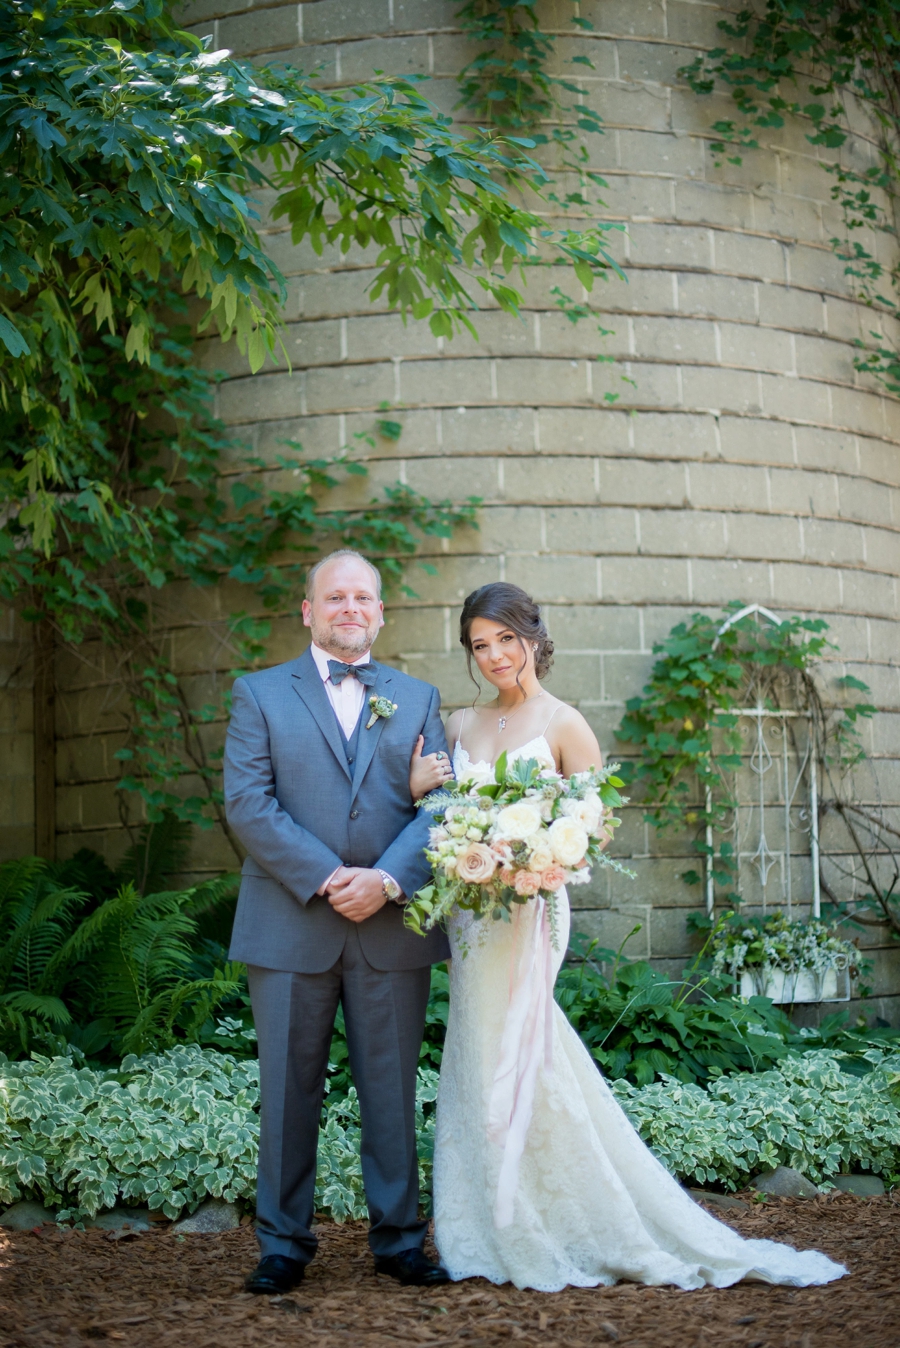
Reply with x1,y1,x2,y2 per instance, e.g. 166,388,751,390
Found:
309,641,370,739
309,643,402,900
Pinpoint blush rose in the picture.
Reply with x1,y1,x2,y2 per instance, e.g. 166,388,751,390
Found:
514,870,542,896
455,842,497,884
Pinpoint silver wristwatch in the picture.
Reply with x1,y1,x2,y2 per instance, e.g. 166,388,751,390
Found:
377,869,403,904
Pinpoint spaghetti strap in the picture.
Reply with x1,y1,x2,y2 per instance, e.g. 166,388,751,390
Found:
456,705,468,754
541,703,563,737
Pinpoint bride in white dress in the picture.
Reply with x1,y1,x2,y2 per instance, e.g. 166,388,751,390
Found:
409,581,847,1294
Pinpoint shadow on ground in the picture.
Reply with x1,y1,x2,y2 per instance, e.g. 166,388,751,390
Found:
1,1193,897,1347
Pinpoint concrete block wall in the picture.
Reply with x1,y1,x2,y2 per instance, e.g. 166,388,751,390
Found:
43,0,900,1015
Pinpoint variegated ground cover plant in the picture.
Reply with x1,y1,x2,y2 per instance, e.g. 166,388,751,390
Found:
612,1049,900,1192
0,1044,439,1223
2,1047,898,1223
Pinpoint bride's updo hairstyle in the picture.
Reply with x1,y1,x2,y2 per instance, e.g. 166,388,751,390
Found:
459,583,555,686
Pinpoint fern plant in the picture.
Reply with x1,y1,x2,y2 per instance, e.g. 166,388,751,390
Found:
0,858,92,1051
81,879,241,1055
0,858,239,1060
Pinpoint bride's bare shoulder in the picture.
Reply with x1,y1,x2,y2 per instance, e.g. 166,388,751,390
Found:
546,700,602,772
545,698,588,732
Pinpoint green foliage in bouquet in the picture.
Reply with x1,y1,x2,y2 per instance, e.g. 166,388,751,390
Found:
406,753,631,938
613,1049,900,1190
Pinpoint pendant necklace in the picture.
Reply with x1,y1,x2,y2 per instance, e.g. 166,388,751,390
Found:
498,690,543,733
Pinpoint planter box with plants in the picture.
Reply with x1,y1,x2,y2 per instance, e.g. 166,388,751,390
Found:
711,912,857,1006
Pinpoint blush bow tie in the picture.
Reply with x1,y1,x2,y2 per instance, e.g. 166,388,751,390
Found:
327,660,378,687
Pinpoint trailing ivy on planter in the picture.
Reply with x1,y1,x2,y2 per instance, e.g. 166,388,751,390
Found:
705,911,859,1005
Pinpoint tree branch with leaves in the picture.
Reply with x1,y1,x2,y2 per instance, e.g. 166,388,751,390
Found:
0,0,625,847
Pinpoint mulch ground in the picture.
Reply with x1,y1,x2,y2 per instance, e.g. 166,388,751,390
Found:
1,1193,898,1348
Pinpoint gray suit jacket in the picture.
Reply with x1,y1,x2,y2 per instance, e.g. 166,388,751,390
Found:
224,648,451,973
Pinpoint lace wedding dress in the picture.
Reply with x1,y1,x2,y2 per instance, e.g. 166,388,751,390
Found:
431,736,847,1293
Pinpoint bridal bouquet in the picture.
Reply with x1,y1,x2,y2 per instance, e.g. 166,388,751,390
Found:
404,752,632,941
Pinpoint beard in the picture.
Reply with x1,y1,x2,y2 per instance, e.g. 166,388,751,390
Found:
308,616,378,657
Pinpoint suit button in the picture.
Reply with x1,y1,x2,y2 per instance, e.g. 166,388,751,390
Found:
350,809,360,820
347,755,353,763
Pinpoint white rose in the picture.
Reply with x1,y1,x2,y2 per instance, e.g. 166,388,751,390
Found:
495,800,543,841
538,797,555,821
447,822,467,838
460,763,496,789
527,840,554,873
548,815,589,867
466,826,483,841
561,796,602,834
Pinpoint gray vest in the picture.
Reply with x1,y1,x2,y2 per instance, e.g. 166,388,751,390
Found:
338,705,367,866
338,704,364,771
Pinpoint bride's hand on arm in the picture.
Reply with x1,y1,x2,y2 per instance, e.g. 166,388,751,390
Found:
409,734,454,800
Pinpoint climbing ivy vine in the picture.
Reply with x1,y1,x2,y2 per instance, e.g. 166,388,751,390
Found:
454,2,629,395
455,2,602,148
1,0,628,852
679,1,900,393
615,605,881,920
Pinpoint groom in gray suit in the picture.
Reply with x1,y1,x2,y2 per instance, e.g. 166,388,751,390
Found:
224,549,451,1292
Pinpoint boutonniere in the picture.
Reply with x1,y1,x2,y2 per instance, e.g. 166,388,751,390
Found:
366,694,398,730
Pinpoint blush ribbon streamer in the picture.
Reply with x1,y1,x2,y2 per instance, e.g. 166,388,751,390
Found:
486,897,556,1229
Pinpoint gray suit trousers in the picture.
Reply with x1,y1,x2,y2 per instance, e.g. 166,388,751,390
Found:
249,927,431,1263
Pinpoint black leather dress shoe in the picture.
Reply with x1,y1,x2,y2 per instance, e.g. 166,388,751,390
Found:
244,1255,306,1294
373,1248,450,1286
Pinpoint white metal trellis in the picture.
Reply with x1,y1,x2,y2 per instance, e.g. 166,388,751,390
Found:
704,606,821,920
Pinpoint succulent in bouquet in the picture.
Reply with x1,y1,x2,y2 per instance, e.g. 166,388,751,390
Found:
405,751,633,946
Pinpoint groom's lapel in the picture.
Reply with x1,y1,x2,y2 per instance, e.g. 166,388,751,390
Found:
290,647,352,781
349,662,394,805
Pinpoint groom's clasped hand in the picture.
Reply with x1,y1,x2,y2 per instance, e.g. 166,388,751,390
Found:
323,866,387,923
325,731,453,925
